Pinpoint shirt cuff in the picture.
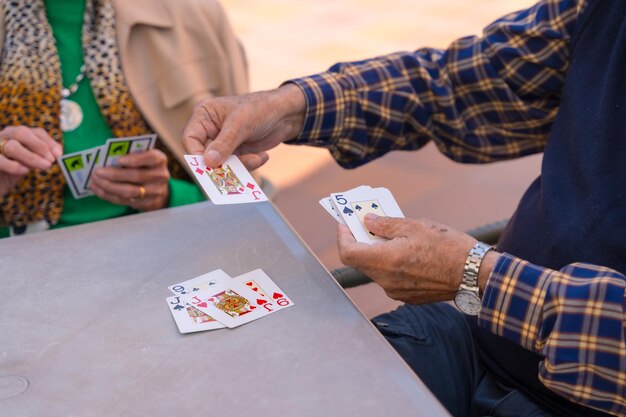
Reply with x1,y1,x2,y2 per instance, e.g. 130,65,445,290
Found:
478,252,550,353
167,178,206,208
283,72,348,147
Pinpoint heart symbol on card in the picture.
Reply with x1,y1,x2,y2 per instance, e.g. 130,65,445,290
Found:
246,182,256,190
250,306,256,310
197,302,208,308
272,292,284,300
256,298,267,305
246,282,253,286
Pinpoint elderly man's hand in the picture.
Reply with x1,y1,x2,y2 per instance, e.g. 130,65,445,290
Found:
337,214,484,304
182,84,307,169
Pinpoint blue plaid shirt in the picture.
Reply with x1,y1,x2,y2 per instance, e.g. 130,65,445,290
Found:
289,0,626,415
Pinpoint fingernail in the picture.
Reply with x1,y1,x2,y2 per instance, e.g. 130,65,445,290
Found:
54,145,63,157
117,156,127,165
205,150,222,166
364,213,379,221
45,152,54,162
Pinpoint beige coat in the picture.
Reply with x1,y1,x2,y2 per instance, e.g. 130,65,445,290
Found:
0,0,249,166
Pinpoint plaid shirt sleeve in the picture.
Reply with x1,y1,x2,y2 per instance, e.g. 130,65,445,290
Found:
287,0,583,168
480,254,626,416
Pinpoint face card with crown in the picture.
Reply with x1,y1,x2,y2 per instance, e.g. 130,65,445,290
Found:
166,295,226,333
184,154,267,204
182,280,274,328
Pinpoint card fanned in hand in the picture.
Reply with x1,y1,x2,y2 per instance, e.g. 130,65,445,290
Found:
320,185,405,244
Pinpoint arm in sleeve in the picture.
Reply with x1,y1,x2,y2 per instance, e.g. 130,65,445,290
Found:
479,253,626,416
288,0,584,168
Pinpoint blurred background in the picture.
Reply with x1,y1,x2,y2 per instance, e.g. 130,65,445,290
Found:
221,0,540,318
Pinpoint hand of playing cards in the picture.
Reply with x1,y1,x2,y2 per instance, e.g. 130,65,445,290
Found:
319,185,404,244
166,269,294,333
184,154,267,204
57,134,157,199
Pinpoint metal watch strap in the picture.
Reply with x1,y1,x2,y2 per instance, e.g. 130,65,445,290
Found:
461,241,493,291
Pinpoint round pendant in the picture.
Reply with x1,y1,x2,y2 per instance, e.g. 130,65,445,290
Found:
60,98,83,132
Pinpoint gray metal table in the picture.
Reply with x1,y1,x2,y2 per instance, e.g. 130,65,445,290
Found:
0,202,449,417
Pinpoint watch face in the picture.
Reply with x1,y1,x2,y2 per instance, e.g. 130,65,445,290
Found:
454,290,481,316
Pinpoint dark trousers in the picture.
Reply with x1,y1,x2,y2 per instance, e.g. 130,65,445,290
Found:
373,303,553,417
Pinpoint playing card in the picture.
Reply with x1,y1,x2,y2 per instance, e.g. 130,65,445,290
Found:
332,187,404,244
182,280,273,328
57,150,95,199
184,154,267,204
232,269,294,312
319,197,346,224
168,269,230,296
166,295,225,333
82,146,104,190
101,134,157,167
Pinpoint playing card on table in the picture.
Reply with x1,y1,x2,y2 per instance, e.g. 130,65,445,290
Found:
184,154,267,204
57,150,95,199
232,269,294,312
330,186,404,244
101,134,157,167
166,295,226,333
182,280,274,328
168,269,230,296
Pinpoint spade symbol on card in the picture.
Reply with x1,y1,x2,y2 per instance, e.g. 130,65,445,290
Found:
173,304,185,311
371,203,378,209
355,205,362,211
343,207,354,216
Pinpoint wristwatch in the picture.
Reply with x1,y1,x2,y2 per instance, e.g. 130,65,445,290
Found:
454,241,494,316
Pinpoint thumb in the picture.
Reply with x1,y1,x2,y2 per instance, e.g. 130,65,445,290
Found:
364,214,411,239
202,124,245,167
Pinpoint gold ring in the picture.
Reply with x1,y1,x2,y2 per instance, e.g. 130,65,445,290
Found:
0,138,9,155
129,186,146,204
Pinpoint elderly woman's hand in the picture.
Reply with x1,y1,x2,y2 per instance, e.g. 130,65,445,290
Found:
0,126,63,197
90,149,171,211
